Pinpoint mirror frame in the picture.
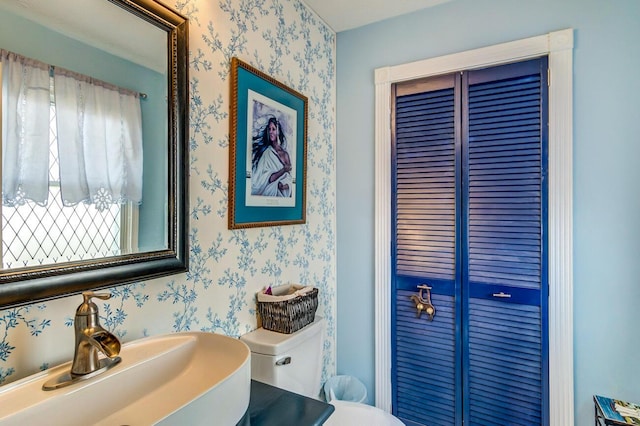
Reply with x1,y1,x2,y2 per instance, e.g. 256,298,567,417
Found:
0,0,189,309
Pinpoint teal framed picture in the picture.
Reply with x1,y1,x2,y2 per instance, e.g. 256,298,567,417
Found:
228,57,308,229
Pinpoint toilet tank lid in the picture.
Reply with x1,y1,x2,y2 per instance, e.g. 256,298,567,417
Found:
240,317,324,356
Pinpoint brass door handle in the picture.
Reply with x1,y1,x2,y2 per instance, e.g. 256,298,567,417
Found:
410,284,436,321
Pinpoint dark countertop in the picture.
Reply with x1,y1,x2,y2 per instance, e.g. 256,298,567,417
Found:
237,380,335,426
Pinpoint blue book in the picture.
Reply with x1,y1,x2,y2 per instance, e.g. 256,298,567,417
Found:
595,395,640,425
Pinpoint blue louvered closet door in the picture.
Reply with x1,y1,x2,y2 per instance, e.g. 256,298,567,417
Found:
391,58,548,426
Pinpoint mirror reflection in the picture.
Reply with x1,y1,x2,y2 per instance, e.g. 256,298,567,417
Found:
0,0,170,270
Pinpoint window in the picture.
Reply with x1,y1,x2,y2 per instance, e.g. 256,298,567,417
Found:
0,62,138,269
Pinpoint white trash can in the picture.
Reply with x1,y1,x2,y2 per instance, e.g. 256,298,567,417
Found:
323,375,367,403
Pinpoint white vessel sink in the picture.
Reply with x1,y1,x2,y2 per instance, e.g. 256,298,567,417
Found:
0,332,251,425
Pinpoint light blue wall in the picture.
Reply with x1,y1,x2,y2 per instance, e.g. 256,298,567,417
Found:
336,0,640,424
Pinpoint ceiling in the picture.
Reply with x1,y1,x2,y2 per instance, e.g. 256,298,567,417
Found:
302,0,451,32
2,0,453,71
1,0,166,73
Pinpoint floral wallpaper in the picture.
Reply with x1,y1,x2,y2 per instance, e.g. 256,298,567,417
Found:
0,0,336,388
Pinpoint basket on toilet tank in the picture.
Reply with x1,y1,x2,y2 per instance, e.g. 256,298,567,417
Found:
257,284,318,334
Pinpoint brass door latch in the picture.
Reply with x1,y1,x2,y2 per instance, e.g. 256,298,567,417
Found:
410,284,436,321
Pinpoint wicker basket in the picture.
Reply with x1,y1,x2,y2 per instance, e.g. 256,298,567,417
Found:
257,285,318,334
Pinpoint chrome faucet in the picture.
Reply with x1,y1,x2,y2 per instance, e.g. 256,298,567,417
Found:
70,292,121,377
42,292,122,390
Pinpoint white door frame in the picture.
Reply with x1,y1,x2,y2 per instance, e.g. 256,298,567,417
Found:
374,29,574,425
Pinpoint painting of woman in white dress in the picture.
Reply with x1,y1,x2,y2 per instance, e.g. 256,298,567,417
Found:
251,116,292,196
245,90,296,208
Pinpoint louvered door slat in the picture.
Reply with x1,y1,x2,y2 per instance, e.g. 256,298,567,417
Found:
467,299,543,424
395,290,456,426
393,77,458,426
467,68,542,289
465,60,546,425
395,86,456,280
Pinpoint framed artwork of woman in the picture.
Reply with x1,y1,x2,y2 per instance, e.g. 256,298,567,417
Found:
229,58,307,229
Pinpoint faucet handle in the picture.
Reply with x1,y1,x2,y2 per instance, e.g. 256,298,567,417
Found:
77,291,111,316
82,291,111,302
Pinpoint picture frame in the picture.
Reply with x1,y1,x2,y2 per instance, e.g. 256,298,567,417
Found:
228,57,308,229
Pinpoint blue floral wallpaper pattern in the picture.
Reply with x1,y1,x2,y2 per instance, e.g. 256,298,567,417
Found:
0,0,336,389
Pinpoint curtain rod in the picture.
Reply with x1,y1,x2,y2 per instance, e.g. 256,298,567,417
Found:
2,50,147,99
50,63,147,99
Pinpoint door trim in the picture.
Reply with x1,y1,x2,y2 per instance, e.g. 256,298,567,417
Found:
374,28,574,425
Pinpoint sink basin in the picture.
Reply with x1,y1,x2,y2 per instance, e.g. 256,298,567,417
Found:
0,332,251,425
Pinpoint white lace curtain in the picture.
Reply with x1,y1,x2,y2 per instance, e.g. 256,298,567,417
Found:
54,68,143,209
1,49,143,210
1,50,51,206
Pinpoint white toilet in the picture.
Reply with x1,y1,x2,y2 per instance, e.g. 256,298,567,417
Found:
240,318,404,425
